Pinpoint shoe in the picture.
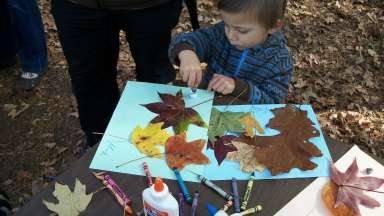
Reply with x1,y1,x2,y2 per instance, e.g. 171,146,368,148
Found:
77,133,102,157
15,72,43,91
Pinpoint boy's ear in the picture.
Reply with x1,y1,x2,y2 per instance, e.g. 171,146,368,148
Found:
268,19,283,34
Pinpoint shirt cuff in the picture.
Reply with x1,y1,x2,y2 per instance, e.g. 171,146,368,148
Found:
170,42,195,66
231,77,250,101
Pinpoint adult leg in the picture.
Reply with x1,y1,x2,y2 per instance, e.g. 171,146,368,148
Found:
6,0,47,74
118,0,182,84
0,0,16,70
52,0,120,146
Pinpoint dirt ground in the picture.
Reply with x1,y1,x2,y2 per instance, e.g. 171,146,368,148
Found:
0,0,383,211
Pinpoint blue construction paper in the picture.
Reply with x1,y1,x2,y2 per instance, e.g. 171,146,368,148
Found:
202,104,332,180
89,81,214,182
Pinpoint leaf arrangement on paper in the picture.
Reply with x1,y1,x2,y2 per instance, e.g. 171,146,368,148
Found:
43,178,93,216
322,158,384,216
208,106,324,175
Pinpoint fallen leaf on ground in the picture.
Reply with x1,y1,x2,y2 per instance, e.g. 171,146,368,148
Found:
208,108,245,144
165,131,210,170
239,112,265,137
142,90,206,134
207,135,237,165
43,178,93,216
322,158,384,216
131,123,170,158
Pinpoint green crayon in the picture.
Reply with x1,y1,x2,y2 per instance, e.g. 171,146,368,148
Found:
241,176,255,211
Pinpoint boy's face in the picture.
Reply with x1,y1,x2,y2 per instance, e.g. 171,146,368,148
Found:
220,10,277,50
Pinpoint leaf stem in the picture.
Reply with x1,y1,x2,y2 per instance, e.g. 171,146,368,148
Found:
115,152,165,168
340,184,384,194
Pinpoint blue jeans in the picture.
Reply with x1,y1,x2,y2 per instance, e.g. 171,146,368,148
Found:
6,0,47,74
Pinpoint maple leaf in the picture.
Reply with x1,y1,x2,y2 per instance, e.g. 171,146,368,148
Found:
239,112,265,137
231,106,323,175
226,140,265,173
142,90,207,134
165,131,210,170
322,158,384,216
131,123,170,158
207,135,237,165
208,108,246,144
43,179,93,216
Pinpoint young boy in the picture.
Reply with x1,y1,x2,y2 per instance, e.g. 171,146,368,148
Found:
169,0,293,103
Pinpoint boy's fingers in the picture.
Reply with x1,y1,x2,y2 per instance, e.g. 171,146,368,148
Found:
182,69,189,83
207,75,219,91
188,70,196,87
196,69,202,87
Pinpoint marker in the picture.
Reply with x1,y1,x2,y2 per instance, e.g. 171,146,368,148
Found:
179,192,185,216
206,203,228,216
172,168,193,204
188,170,233,201
240,176,255,211
143,162,153,186
191,191,199,216
232,178,240,213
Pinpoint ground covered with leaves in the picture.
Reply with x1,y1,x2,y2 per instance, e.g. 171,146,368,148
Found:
0,0,383,211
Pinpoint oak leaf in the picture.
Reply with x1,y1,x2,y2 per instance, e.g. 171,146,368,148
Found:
231,106,323,175
131,123,170,158
43,179,93,216
208,108,246,144
165,131,210,170
207,135,237,165
322,158,384,216
239,112,265,137
142,90,207,134
227,140,265,172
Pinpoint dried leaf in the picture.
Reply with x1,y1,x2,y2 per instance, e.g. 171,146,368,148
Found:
323,158,384,215
165,131,210,170
239,112,265,137
232,106,322,175
142,90,207,134
207,135,237,165
227,141,265,172
43,179,93,216
208,108,246,144
322,181,358,216
131,123,170,158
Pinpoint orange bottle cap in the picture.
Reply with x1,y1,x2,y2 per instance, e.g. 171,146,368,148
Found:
154,177,164,192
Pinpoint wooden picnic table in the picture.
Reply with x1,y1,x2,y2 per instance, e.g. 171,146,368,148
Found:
15,87,383,216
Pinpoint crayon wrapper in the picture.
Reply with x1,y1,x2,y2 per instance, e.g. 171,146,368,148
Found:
93,172,133,214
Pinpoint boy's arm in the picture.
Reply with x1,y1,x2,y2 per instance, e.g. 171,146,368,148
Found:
168,22,224,65
231,57,294,104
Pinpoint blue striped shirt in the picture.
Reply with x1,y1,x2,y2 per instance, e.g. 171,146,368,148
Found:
169,22,294,104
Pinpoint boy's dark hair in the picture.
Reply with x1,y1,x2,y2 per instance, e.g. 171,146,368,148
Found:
217,0,288,29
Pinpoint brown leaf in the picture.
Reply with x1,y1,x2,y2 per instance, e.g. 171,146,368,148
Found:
165,132,210,170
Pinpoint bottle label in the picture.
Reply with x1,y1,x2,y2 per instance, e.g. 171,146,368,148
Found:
144,201,168,216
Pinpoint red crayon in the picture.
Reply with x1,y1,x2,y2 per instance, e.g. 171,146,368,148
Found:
143,162,153,187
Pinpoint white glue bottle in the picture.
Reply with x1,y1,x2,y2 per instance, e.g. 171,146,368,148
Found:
142,177,179,216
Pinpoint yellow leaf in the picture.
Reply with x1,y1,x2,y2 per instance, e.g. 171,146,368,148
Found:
131,123,170,158
239,113,265,137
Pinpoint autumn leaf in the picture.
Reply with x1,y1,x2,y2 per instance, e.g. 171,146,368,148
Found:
131,123,170,158
208,108,246,144
43,179,93,216
322,158,384,216
227,140,265,173
207,135,237,165
230,106,323,175
165,131,210,170
142,90,207,134
239,112,265,137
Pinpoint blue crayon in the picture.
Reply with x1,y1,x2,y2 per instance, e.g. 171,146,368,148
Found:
232,177,240,213
172,168,193,204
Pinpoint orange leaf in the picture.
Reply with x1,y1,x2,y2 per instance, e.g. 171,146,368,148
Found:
321,181,357,216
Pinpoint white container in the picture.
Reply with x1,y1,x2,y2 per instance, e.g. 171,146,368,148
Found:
142,177,179,216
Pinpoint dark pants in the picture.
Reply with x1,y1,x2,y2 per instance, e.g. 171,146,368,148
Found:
51,0,182,137
0,0,16,68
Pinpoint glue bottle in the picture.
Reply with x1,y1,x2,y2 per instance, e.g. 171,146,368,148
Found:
142,177,179,216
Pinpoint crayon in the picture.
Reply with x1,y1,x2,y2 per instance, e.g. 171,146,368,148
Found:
240,176,255,211
191,191,199,216
179,192,185,216
173,168,193,204
232,178,240,213
143,162,153,186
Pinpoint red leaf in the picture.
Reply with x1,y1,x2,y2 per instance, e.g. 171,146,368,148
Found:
142,90,206,134
329,158,384,215
208,135,237,165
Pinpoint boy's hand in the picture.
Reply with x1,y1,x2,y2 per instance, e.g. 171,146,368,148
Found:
178,50,202,88
207,74,235,95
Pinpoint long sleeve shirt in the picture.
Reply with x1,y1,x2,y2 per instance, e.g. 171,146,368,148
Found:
169,22,294,104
